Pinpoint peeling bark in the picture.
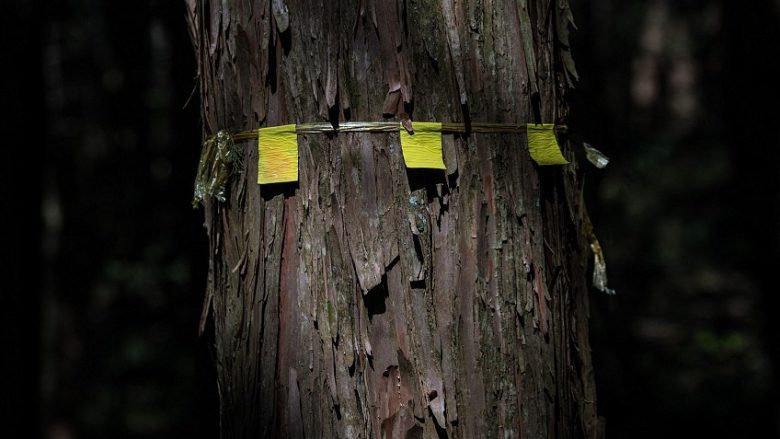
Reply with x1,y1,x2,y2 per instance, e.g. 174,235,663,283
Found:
187,0,600,437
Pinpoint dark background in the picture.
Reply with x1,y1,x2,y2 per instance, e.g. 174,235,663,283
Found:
3,0,778,437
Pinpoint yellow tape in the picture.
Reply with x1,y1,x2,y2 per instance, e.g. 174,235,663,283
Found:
258,124,299,184
399,122,446,169
527,124,569,165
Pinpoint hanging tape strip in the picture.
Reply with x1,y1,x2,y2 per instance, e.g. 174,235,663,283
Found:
258,125,298,184
526,123,569,165
399,122,446,169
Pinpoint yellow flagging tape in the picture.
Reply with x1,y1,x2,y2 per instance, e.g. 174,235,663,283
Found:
527,124,569,165
258,124,298,184
212,122,567,187
399,122,446,170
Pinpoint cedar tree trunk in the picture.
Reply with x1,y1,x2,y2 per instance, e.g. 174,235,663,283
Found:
186,0,600,437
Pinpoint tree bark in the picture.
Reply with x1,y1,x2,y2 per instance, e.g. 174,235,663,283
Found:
187,0,600,437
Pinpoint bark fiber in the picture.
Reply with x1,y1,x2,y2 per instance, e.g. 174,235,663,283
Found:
187,0,600,437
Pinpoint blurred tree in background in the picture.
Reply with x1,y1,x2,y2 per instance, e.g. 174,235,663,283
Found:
3,0,779,437
5,0,218,437
572,0,779,437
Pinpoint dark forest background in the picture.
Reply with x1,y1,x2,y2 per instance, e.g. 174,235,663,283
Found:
3,0,779,437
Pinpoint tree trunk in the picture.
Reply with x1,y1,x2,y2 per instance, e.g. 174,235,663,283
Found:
186,0,599,437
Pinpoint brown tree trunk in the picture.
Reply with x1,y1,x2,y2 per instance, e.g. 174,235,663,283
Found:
186,0,599,437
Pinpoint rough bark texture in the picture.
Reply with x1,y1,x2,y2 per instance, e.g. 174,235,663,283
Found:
187,0,599,437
